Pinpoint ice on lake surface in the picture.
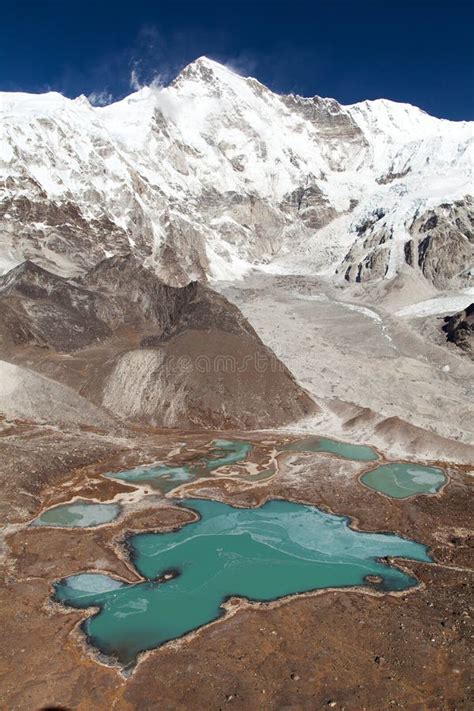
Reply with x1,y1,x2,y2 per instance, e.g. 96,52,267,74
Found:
54,497,431,667
361,463,446,499
32,501,120,528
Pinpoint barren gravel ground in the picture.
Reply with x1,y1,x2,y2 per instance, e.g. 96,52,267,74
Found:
0,427,472,711
220,273,474,447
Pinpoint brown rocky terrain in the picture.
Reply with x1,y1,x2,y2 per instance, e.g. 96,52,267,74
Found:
0,255,316,429
0,423,472,711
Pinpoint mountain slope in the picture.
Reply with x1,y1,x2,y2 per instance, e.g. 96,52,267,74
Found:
0,359,116,428
0,256,316,428
0,57,472,287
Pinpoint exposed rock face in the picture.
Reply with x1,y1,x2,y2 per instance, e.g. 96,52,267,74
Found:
281,184,337,230
0,257,316,429
340,197,474,286
411,198,474,289
81,254,197,334
0,57,471,288
442,303,474,356
0,176,150,277
154,212,209,286
280,94,369,172
340,208,392,282
0,260,112,350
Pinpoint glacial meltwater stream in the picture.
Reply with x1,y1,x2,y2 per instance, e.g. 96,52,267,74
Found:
54,498,431,667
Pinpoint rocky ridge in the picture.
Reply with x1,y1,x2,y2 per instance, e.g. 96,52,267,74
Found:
0,256,316,429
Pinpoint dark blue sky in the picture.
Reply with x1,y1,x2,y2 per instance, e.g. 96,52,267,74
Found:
1,0,473,119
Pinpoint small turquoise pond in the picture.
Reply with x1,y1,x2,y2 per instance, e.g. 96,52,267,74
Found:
361,463,446,499
32,501,120,528
104,436,378,495
283,436,378,462
53,498,430,667
104,439,252,493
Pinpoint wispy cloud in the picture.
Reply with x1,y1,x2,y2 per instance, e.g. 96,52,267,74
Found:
127,25,179,91
57,23,255,102
129,68,165,92
221,53,258,79
129,69,142,91
88,89,114,106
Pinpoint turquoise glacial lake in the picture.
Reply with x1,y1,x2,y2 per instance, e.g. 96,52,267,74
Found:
54,498,431,667
283,436,378,461
361,463,446,499
33,436,379,529
32,501,120,528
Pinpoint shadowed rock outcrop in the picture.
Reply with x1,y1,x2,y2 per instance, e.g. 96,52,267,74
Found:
442,303,474,357
0,260,112,351
340,197,474,287
411,198,474,289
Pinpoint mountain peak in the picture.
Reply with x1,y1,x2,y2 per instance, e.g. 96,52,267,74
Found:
193,55,223,69
180,55,230,74
172,56,247,90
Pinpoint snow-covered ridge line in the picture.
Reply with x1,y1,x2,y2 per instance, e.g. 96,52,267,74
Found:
0,56,470,125
0,56,472,287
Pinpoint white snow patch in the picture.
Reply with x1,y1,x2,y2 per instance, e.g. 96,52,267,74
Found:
396,290,474,318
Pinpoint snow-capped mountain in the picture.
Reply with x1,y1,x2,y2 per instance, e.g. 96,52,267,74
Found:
0,56,472,286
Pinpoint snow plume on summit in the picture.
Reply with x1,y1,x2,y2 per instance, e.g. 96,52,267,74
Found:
87,90,114,107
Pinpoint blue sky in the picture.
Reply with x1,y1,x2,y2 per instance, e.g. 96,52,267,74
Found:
1,0,473,119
